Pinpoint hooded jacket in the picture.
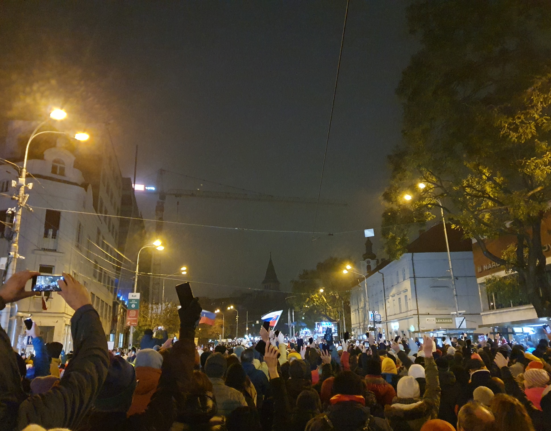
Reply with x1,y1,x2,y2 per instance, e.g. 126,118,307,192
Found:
305,397,392,431
437,369,460,426
456,369,504,410
127,367,162,416
384,357,440,431
365,375,396,407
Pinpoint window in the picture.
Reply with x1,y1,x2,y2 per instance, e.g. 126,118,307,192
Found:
398,297,402,313
402,268,406,281
0,210,13,238
93,261,99,280
91,293,96,307
43,210,61,239
51,159,65,176
96,228,101,248
0,180,9,193
39,265,54,274
76,222,83,250
404,294,408,311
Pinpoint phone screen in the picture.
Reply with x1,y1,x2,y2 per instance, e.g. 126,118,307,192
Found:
543,325,551,334
32,275,63,292
24,318,33,330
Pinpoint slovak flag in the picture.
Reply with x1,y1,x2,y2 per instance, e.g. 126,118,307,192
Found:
199,310,216,326
261,310,283,328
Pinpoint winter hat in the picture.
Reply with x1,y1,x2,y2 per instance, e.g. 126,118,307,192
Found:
466,359,485,371
435,357,449,370
95,354,137,412
473,386,494,406
408,364,426,379
252,358,261,369
200,351,212,369
135,349,163,369
234,345,244,360
471,353,483,361
365,359,382,376
288,352,302,362
397,376,420,399
524,369,550,388
30,376,60,395
446,346,456,356
526,361,544,371
420,419,456,431
204,353,227,378
297,388,322,411
382,357,397,375
290,359,308,379
525,352,542,363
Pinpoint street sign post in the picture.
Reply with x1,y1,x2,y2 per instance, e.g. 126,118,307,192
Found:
127,293,140,326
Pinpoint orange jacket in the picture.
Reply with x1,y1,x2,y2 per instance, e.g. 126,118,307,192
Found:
127,366,162,416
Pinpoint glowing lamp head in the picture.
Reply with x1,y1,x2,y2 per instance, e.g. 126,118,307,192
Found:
404,194,413,201
153,240,162,247
181,266,187,271
74,132,89,141
319,288,324,293
418,182,426,190
346,265,352,270
343,269,348,274
50,109,67,120
214,309,220,313
156,246,164,251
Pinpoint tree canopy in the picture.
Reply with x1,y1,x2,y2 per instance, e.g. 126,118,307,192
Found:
382,0,551,315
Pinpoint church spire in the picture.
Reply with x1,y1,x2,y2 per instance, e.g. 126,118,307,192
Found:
262,254,280,291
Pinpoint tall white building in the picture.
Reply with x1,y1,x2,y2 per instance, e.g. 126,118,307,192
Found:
0,120,125,349
350,224,483,339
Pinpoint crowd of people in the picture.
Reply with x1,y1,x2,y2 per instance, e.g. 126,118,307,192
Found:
2,271,551,431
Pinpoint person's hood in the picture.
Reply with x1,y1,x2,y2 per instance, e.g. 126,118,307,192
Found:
325,401,371,430
241,361,256,373
135,366,162,394
438,369,457,386
385,398,434,420
470,369,492,385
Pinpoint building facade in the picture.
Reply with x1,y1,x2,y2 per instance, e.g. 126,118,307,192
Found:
0,120,128,349
350,224,483,339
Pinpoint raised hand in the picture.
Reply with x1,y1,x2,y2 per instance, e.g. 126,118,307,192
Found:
391,341,401,353
260,326,269,343
494,352,508,369
265,344,279,379
320,348,332,364
300,345,307,359
422,335,434,358
27,321,41,339
58,273,91,311
342,339,349,352
0,270,40,304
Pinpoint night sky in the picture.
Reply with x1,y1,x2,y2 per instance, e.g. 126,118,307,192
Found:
1,1,418,300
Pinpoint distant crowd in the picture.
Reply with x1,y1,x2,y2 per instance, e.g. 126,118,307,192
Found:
2,270,551,431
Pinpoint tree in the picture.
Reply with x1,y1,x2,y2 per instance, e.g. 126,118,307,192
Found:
134,301,180,345
290,256,353,331
198,317,225,343
382,0,551,316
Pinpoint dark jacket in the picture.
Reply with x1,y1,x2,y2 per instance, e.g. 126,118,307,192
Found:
305,399,391,431
456,369,503,410
437,369,460,426
384,357,440,431
0,305,110,431
78,318,197,431
242,361,270,406
139,330,168,350
271,377,319,431
31,336,50,378
286,378,312,408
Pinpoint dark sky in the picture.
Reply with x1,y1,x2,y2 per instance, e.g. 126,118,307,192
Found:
3,1,418,300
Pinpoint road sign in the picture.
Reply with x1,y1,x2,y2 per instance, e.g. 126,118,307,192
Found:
128,292,140,310
126,309,139,326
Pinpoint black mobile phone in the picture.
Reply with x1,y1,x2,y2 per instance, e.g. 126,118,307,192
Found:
32,274,63,292
274,330,280,337
263,321,271,332
344,331,350,342
175,282,194,309
321,343,330,353
297,338,304,349
24,318,33,330
255,340,267,356
308,337,313,345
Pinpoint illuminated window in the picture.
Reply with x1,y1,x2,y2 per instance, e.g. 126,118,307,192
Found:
51,159,65,176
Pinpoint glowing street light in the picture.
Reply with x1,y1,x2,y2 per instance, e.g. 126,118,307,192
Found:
153,239,162,247
343,269,349,274
404,194,412,201
74,132,90,141
319,288,324,293
49,109,67,120
418,182,426,190
346,265,352,270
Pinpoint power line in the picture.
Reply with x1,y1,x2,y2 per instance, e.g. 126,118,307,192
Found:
311,0,351,237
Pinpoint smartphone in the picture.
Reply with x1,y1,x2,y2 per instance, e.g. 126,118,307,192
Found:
543,325,551,334
344,331,350,342
32,274,63,292
263,321,271,332
24,318,33,330
274,330,280,337
321,343,330,352
297,338,304,349
308,337,313,345
175,282,194,309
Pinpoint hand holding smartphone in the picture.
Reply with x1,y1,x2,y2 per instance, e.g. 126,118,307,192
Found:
32,274,63,292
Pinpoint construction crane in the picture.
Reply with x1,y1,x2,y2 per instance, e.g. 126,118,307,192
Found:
135,169,347,302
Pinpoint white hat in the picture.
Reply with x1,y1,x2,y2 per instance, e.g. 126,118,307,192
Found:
397,376,420,399
447,346,456,356
408,364,426,379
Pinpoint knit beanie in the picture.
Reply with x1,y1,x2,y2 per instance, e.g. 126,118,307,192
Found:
435,357,449,370
446,346,456,356
95,354,137,412
524,369,550,389
382,357,397,375
526,361,544,371
397,376,420,399
290,359,308,379
365,359,382,376
135,348,163,369
205,353,227,378
288,352,302,362
473,386,494,406
420,419,456,431
30,376,60,395
408,364,426,379
525,352,542,363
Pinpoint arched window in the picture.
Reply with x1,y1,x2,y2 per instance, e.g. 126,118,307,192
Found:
51,159,65,176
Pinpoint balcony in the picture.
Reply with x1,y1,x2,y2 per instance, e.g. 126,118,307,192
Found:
39,236,59,252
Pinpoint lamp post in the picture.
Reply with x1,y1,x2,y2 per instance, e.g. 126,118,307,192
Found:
228,305,239,339
128,240,164,348
343,265,365,334
161,266,188,310
1,109,90,333
405,184,460,324
214,309,224,340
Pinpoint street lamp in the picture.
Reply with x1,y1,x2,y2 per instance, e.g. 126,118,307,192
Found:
214,309,224,340
5,109,91,280
128,240,164,347
319,288,324,293
404,184,460,323
227,305,239,339
343,265,369,334
161,265,188,306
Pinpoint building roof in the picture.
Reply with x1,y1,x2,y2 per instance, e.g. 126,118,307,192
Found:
407,223,472,253
262,255,280,285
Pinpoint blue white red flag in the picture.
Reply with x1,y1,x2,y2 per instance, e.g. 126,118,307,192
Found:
199,310,216,326
261,310,283,327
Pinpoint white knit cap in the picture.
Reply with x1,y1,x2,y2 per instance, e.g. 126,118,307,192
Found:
524,369,550,389
408,364,426,379
447,346,456,356
397,376,420,399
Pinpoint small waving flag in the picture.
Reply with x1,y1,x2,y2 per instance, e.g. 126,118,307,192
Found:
199,310,216,326
261,310,283,328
